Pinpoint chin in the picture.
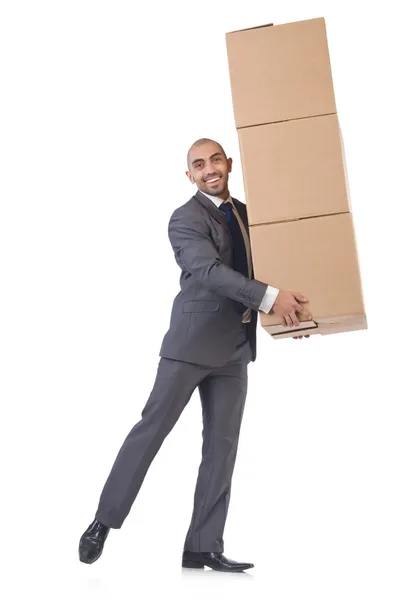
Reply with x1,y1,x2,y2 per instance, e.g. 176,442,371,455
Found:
202,184,226,196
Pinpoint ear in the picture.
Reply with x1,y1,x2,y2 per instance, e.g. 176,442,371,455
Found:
186,170,195,184
227,157,233,173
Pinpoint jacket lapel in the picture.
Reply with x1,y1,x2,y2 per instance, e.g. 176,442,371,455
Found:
193,190,230,233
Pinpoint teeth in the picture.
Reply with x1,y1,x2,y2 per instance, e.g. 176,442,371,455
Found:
207,177,220,183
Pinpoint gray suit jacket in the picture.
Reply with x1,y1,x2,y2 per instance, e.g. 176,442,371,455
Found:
159,190,268,367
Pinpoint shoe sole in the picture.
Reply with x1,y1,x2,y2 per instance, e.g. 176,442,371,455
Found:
182,559,252,572
182,560,205,569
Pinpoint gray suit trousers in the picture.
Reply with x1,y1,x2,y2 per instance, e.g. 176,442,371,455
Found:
95,325,252,552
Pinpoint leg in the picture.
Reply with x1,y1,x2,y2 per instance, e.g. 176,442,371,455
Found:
183,360,248,552
95,357,209,528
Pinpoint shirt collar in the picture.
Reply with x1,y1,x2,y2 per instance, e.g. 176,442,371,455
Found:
199,189,232,208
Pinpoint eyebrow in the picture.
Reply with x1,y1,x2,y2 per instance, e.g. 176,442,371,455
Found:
192,152,223,167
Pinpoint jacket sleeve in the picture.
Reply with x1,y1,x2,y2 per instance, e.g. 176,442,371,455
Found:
168,207,269,311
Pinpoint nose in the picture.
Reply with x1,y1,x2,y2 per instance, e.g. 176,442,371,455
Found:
203,166,218,180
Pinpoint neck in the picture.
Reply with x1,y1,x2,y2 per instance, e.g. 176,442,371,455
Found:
218,187,230,201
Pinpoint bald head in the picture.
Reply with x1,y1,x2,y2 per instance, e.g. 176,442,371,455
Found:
187,138,227,168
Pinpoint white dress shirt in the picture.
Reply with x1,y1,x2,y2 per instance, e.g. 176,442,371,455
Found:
199,189,279,313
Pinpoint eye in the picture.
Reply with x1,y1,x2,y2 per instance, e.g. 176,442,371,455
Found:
213,157,221,162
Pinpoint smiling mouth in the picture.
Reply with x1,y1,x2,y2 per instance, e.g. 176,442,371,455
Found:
205,176,221,184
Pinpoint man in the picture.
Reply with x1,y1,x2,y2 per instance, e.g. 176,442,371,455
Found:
78,138,311,572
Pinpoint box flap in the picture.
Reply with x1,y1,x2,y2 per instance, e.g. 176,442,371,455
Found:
227,23,273,35
265,320,317,335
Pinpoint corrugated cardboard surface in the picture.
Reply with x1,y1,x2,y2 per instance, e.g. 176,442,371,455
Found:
238,114,350,225
226,17,336,128
249,213,366,328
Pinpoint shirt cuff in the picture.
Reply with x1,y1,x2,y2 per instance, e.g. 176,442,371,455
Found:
259,285,279,313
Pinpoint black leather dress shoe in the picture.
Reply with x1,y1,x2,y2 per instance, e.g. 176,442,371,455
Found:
79,519,110,564
182,550,254,572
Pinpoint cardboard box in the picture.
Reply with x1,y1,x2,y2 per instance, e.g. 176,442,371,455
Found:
226,17,336,128
225,16,367,338
249,213,367,337
238,114,350,225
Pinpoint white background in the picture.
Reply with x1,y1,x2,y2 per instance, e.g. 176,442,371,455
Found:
1,1,396,599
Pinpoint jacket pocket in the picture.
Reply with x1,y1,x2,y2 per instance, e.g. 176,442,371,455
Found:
183,301,220,313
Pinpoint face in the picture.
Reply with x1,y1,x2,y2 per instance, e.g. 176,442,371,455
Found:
186,141,232,200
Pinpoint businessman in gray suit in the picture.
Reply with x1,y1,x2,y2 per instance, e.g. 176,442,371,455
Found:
79,138,311,572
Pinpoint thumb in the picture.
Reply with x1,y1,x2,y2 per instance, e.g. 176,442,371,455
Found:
293,292,308,302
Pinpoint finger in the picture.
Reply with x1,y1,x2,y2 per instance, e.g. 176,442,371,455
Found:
290,311,300,327
295,303,312,320
293,292,308,302
304,335,310,338
284,314,293,327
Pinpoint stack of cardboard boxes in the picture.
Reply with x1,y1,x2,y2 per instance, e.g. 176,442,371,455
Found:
226,17,367,339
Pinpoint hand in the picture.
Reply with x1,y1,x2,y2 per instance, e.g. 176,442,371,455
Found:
272,290,312,327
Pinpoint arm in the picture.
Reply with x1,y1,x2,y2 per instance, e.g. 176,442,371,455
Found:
168,208,268,311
